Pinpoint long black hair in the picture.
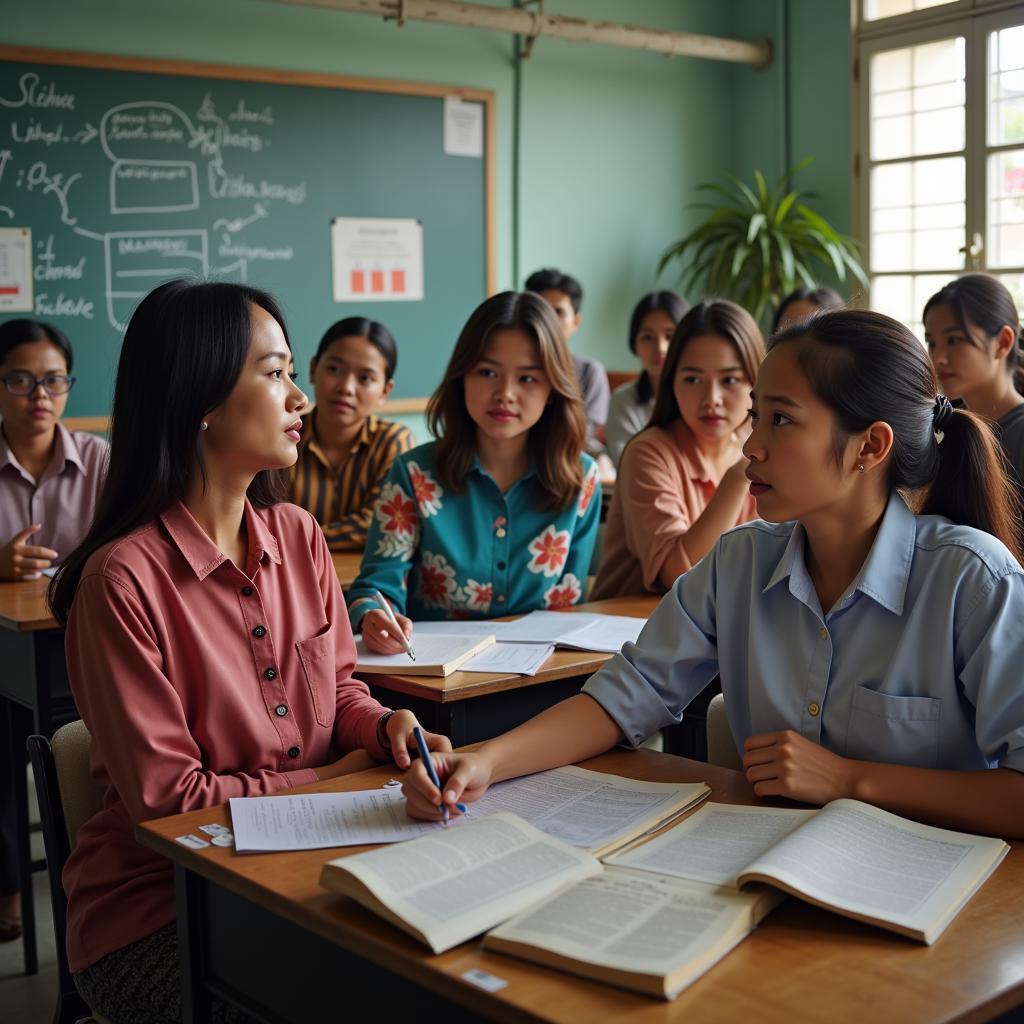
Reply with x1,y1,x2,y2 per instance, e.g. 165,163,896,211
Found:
771,309,1023,562
923,273,1024,396
50,279,291,624
628,291,689,403
313,316,399,380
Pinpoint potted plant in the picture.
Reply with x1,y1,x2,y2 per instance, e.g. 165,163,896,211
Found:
659,159,868,324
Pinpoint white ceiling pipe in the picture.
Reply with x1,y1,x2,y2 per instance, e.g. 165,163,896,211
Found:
266,0,772,68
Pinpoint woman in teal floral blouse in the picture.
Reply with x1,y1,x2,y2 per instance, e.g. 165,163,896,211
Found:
349,291,600,650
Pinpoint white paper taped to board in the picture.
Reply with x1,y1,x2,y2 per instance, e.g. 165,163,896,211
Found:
330,217,423,303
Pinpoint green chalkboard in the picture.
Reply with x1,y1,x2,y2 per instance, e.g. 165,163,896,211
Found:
0,48,494,415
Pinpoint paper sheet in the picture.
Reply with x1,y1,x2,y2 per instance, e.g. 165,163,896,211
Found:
353,633,493,672
553,614,646,653
461,643,554,675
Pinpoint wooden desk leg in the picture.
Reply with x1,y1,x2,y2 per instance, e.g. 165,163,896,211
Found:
175,865,212,1024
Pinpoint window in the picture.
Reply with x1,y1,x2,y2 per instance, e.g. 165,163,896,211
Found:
857,1,1024,337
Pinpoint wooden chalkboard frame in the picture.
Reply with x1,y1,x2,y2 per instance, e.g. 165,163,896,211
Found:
0,45,497,420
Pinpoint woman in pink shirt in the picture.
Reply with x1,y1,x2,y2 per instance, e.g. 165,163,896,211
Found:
592,300,764,598
49,279,449,1024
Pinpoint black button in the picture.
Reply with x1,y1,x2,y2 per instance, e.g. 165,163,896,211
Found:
264,667,277,680
275,703,288,716
496,561,506,571
241,586,254,597
287,746,300,758
252,625,266,638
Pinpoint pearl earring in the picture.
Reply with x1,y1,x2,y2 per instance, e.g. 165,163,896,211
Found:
201,421,208,431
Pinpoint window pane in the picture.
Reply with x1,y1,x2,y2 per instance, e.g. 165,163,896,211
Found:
865,0,958,22
996,273,1024,315
989,26,1024,146
988,149,1024,268
870,274,948,342
870,38,965,159
870,158,965,272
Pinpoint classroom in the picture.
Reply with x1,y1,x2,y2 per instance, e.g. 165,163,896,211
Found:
2,1,1023,1022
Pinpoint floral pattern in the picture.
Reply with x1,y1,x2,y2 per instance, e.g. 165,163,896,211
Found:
348,442,600,627
544,573,583,610
418,550,458,609
577,462,599,519
408,461,443,518
527,526,571,578
373,482,419,560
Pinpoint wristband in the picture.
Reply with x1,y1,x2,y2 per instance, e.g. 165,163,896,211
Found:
376,710,395,750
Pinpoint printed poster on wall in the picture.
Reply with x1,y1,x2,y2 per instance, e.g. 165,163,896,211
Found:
0,228,33,312
330,217,423,303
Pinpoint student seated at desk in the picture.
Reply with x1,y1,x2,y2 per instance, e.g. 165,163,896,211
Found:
0,318,108,581
49,280,449,1024
592,300,762,600
290,316,414,551
771,285,843,335
404,310,1024,841
0,318,108,943
605,290,689,467
350,291,600,653
525,267,615,482
923,274,1024,494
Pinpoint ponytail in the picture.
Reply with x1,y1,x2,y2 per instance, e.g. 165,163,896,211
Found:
920,407,1024,564
772,309,1024,564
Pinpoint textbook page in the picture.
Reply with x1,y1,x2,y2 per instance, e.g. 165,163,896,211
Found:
552,614,646,653
477,766,709,856
739,799,1009,943
608,803,815,887
493,610,596,644
485,867,783,999
321,812,601,953
461,642,555,675
353,633,495,675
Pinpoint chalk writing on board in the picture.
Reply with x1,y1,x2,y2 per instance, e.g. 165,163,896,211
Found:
35,234,85,281
0,72,75,111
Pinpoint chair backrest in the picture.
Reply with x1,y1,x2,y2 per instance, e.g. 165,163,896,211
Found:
706,693,742,771
51,719,103,850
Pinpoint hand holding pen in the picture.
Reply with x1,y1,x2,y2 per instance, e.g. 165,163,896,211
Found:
412,726,467,825
360,590,416,658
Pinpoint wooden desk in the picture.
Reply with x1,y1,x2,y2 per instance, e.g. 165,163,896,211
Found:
137,750,1024,1024
0,577,71,976
356,597,658,746
331,551,362,592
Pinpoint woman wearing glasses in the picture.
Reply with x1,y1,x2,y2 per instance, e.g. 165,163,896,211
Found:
0,319,107,945
0,318,108,583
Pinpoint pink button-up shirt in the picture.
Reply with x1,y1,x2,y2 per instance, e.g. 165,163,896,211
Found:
63,499,389,973
0,422,108,556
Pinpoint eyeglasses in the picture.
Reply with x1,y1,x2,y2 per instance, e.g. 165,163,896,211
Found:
1,373,76,396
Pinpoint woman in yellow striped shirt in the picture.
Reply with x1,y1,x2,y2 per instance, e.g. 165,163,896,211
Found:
290,317,414,551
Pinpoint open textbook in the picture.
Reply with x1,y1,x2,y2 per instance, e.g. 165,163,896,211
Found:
607,800,1009,945
353,633,495,676
319,811,782,997
229,766,709,856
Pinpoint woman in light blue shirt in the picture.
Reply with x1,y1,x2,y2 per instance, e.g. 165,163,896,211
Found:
402,309,1024,840
350,292,600,647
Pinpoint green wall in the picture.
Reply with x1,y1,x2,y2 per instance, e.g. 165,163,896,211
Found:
6,0,855,414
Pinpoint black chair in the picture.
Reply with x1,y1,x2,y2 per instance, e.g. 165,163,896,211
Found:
27,722,108,1024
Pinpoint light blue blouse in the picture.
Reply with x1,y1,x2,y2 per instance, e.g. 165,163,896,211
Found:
347,442,601,628
583,491,1024,773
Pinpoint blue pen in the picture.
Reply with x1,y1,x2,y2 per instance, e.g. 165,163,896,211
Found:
413,726,450,825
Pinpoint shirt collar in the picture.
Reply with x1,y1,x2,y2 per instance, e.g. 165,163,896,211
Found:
160,499,282,581
470,453,538,483
762,491,914,616
0,421,84,479
302,409,376,468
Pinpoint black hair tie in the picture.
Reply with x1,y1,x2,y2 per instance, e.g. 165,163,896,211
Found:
933,394,965,431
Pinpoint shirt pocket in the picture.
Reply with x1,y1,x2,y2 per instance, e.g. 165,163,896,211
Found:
295,623,336,729
846,684,941,768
